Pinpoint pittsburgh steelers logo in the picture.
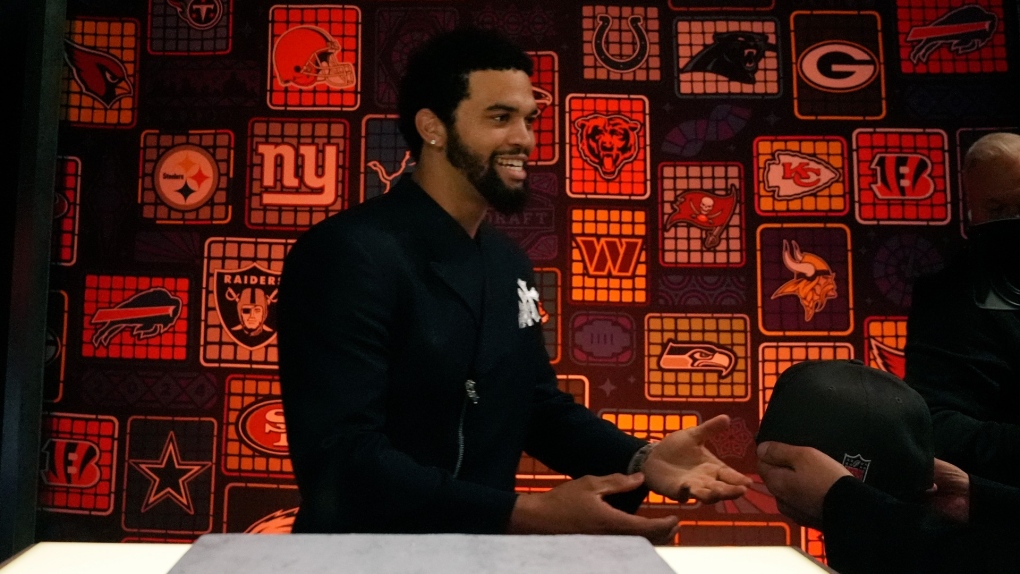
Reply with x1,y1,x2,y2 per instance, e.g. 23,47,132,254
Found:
154,144,219,211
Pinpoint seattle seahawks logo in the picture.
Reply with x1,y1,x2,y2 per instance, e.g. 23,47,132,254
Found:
659,341,735,377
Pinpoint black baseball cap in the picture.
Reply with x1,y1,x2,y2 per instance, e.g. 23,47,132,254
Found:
756,359,934,502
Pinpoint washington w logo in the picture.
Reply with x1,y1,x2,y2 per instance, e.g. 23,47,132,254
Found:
575,237,642,277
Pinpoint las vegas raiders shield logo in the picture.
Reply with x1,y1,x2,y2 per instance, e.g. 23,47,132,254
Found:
214,264,280,350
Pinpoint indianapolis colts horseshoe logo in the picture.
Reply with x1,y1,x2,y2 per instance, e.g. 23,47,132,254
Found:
593,14,649,72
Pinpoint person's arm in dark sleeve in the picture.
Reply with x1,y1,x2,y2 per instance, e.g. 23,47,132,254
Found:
905,275,1020,486
278,226,516,534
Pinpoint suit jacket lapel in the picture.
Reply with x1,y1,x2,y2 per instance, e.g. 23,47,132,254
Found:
474,224,521,375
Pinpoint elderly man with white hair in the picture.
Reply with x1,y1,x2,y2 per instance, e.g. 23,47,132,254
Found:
904,131,1020,488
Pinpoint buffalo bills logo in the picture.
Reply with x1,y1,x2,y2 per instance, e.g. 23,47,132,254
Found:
90,288,182,347
869,153,935,200
63,39,133,108
214,264,280,349
659,341,735,377
682,31,777,84
906,5,997,65
574,113,642,180
664,184,738,249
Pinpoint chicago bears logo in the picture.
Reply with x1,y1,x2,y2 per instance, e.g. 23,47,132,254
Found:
771,239,837,322
63,39,133,108
166,0,223,30
40,438,102,488
664,184,738,249
214,264,280,349
90,288,183,347
869,153,935,200
659,342,735,377
906,5,996,65
573,113,643,180
237,399,289,456
593,14,649,72
682,31,777,84
763,150,841,200
273,26,356,89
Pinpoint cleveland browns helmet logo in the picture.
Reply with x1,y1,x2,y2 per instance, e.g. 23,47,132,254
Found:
869,153,935,200
682,31,777,84
273,25,356,89
63,39,133,109
574,113,643,180
771,239,837,322
90,287,183,347
659,341,735,377
214,264,280,349
906,5,996,65
166,0,223,31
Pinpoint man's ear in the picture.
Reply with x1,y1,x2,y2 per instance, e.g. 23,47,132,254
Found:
415,108,447,148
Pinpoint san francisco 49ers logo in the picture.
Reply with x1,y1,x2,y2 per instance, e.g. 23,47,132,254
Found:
166,0,223,31
574,113,643,180
869,153,935,200
40,438,102,488
237,399,289,456
214,264,280,350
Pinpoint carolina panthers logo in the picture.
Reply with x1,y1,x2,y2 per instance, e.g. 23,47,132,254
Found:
574,113,643,180
682,31,777,84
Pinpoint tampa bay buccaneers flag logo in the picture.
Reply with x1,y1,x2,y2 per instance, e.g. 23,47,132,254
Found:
664,184,737,249
214,264,280,350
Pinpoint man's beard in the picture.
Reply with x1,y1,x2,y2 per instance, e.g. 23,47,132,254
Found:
446,127,530,215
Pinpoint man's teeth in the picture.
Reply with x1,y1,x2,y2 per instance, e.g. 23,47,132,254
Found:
496,158,525,169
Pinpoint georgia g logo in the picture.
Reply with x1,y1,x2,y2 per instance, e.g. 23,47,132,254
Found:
574,113,643,180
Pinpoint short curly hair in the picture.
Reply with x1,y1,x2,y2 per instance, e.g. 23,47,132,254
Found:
397,28,533,161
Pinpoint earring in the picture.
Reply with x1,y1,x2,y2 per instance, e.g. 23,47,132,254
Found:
430,139,437,145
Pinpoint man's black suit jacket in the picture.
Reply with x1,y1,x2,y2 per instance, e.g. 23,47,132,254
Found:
278,176,646,534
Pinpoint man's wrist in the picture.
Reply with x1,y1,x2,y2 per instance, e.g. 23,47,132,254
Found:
627,443,655,474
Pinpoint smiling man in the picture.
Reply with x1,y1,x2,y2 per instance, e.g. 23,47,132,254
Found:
277,28,750,540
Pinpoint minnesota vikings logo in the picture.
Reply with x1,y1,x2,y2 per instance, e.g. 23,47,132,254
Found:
771,239,837,322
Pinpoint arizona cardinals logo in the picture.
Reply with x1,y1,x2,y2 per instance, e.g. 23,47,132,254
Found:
574,113,643,180
763,150,841,200
682,31,777,84
64,39,133,108
593,14,649,72
40,438,102,488
91,288,183,347
663,184,737,249
245,508,299,534
906,5,996,65
659,341,735,377
771,239,837,322
214,264,280,349
869,153,935,200
870,338,906,379
166,0,223,30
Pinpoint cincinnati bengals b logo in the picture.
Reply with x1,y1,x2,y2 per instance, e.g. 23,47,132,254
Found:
869,153,935,200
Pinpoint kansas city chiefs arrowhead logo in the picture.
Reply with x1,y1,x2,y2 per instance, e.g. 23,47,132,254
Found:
763,150,841,200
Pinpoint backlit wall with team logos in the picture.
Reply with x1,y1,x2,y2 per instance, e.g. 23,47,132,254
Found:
41,0,1018,562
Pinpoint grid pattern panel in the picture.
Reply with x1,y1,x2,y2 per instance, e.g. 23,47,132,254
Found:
853,129,950,225
897,0,1007,74
864,317,908,378
529,52,560,164
566,95,650,199
147,0,232,55
360,114,411,201
62,18,139,127
757,342,855,420
569,208,648,304
754,137,848,215
38,413,119,516
81,275,189,360
140,130,233,223
659,162,744,266
644,313,751,401
223,376,293,477
534,268,561,363
676,19,780,96
53,157,81,266
582,6,661,81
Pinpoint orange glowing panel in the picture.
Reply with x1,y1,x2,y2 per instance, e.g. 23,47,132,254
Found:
754,136,849,216
644,313,751,401
223,376,293,477
44,291,69,403
139,129,234,224
528,51,560,165
864,317,908,379
38,413,118,516
517,375,589,480
659,162,744,267
854,128,950,225
675,18,781,98
897,0,1008,74
569,208,648,304
200,237,292,369
534,268,561,363
802,527,828,565
147,0,233,55
582,6,661,82
247,118,349,230
52,157,81,266
757,342,855,420
82,275,189,361
267,5,362,110
62,18,139,127
222,483,300,533
676,520,792,545
566,95,650,199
